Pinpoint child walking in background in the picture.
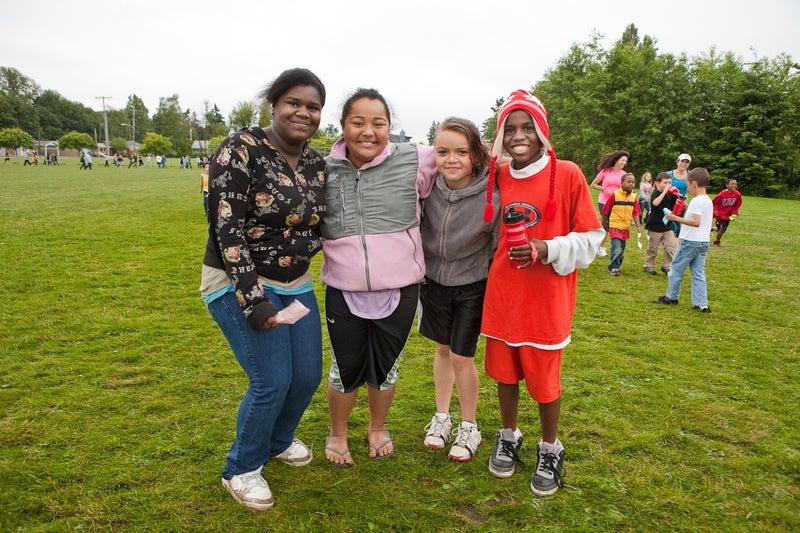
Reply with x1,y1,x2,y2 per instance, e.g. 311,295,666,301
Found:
419,118,499,462
638,171,653,223
712,178,742,246
481,91,604,496
643,172,679,275
601,173,642,276
656,168,713,312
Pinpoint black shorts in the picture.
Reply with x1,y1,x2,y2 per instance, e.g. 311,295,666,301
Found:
325,284,419,393
716,218,730,230
419,277,486,357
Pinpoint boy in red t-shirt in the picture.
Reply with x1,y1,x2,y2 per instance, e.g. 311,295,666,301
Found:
712,178,742,246
481,91,604,497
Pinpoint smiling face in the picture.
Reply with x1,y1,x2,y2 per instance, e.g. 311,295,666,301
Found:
271,85,322,145
614,156,629,171
342,97,390,168
502,110,542,169
434,129,474,190
727,179,738,191
677,158,691,171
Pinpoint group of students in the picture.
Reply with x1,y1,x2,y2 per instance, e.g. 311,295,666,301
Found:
201,69,604,511
592,151,743,312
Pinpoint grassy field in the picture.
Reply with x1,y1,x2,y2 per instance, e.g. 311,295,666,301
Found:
1,158,798,532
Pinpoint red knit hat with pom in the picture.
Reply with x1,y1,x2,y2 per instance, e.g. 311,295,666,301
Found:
484,90,557,222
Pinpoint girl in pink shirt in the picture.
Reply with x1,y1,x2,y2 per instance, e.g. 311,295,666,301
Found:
590,150,630,256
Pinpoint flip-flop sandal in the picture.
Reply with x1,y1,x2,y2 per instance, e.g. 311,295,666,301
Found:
325,436,353,468
368,431,395,460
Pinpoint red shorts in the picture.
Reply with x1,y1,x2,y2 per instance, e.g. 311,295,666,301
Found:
484,337,562,403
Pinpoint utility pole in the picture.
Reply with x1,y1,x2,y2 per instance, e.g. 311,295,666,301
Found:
132,105,136,145
96,96,112,156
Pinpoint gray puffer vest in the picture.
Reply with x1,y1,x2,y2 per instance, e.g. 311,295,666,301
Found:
420,171,499,286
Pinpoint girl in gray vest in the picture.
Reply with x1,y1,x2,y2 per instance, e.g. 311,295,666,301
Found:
420,117,499,462
321,88,437,466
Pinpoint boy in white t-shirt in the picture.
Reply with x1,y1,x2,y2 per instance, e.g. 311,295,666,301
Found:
655,168,713,312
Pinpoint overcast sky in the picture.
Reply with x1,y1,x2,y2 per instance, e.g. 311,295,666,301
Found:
2,0,798,141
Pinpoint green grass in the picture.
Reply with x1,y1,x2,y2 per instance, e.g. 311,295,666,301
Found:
1,158,798,532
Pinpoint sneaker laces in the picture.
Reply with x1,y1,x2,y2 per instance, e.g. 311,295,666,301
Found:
236,470,268,493
451,425,474,448
425,416,449,438
536,451,564,488
496,438,524,466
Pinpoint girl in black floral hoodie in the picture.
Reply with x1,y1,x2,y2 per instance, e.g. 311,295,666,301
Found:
200,68,326,511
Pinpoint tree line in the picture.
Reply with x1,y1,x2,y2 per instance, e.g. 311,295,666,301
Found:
479,25,800,197
0,66,341,157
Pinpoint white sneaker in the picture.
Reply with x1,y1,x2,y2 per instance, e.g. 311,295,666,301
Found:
423,413,452,450
448,421,481,462
274,438,312,466
221,468,274,511
597,246,608,257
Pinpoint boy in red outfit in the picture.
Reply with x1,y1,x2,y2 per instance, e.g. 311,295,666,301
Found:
480,90,604,496
712,178,742,246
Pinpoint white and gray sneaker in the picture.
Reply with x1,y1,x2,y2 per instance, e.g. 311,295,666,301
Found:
597,246,608,257
273,438,313,466
530,439,565,496
221,467,274,511
488,428,524,478
423,413,452,450
448,421,481,462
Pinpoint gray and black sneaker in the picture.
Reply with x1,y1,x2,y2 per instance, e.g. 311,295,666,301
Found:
530,439,565,496
488,428,524,478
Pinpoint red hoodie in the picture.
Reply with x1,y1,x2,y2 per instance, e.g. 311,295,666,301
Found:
712,189,742,220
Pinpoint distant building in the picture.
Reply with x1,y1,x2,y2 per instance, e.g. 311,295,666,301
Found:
389,129,412,143
192,140,210,153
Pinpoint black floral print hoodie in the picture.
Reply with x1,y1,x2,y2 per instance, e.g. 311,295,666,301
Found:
203,127,326,328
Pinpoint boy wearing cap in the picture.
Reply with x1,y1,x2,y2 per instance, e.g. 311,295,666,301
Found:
480,90,604,496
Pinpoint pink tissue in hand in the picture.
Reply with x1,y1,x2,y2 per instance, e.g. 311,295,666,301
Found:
274,300,310,325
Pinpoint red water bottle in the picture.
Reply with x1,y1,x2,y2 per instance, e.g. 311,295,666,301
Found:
673,196,686,216
503,210,528,254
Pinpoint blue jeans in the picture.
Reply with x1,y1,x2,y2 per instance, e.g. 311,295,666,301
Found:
666,240,709,306
609,237,627,271
207,289,322,478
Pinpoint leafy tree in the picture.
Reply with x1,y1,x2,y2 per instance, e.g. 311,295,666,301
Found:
153,94,189,144
207,134,227,155
0,92,41,137
427,121,439,145
109,137,129,154
481,97,505,143
33,90,97,140
258,100,272,128
203,101,228,138
59,131,96,150
141,132,174,155
309,124,340,153
123,95,152,143
0,66,40,102
0,127,35,149
229,101,257,130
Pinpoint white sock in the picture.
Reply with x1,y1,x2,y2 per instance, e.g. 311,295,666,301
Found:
539,438,563,453
435,412,450,420
461,420,478,429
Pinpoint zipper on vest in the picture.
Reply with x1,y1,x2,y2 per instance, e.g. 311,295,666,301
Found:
355,169,372,291
407,229,424,275
437,201,453,281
